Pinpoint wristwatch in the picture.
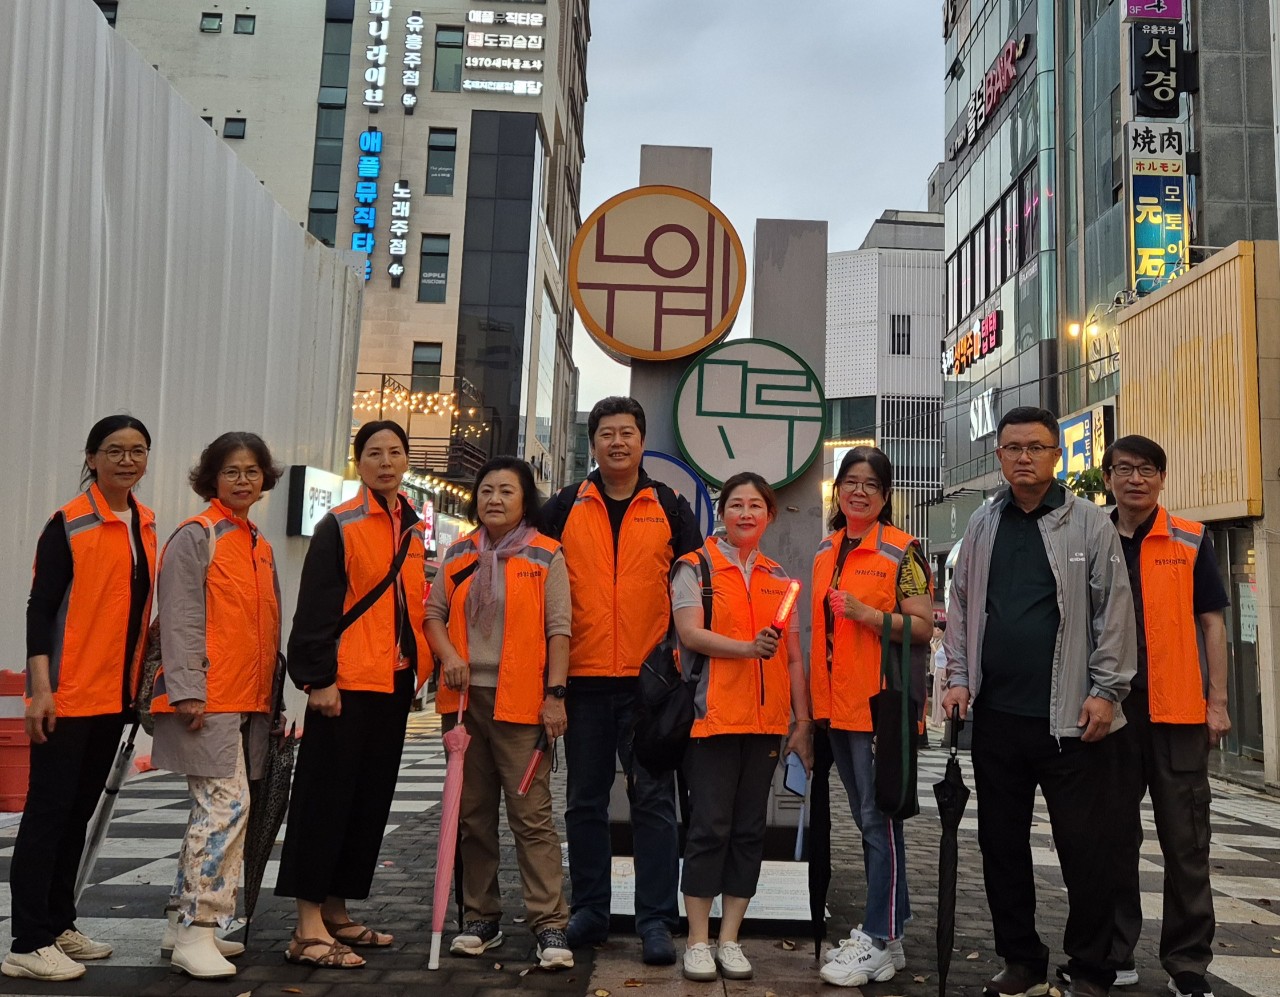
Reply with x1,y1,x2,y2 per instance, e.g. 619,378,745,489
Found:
545,685,568,699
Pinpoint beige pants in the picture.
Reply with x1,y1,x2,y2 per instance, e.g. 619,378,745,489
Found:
445,685,568,932
170,737,250,927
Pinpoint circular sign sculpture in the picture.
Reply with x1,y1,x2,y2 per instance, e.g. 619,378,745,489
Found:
674,340,827,489
568,185,747,362
643,450,716,539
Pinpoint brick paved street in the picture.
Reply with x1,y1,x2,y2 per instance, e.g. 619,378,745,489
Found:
0,713,1277,996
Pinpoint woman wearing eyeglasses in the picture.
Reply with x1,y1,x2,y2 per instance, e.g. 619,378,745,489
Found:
811,446,933,989
150,433,284,979
5,416,156,984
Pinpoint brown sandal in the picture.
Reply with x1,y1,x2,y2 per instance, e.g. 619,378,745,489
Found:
322,918,394,948
284,934,366,969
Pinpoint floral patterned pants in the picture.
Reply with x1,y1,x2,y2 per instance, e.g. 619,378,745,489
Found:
170,738,250,927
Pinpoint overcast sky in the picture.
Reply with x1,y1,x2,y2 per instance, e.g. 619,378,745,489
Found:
570,0,946,404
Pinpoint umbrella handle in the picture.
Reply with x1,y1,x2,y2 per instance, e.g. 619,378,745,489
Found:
948,704,964,759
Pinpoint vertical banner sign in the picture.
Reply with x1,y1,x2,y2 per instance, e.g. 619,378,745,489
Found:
365,0,391,110
388,181,411,286
1129,21,1183,118
1126,122,1187,295
352,128,383,281
403,12,423,112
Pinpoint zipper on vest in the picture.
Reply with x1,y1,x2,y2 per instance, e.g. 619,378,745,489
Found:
740,566,765,709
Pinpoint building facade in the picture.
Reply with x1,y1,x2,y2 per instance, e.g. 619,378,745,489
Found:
826,210,944,545
99,0,590,492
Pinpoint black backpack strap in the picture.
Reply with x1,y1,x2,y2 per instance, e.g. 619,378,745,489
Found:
336,527,415,636
541,482,582,540
652,481,683,545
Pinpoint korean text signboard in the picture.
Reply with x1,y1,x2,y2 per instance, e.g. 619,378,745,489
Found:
941,310,1002,377
1123,0,1182,22
1126,122,1187,294
1130,21,1184,118
352,128,383,281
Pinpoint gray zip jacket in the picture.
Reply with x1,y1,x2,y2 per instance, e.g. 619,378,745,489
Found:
943,485,1137,738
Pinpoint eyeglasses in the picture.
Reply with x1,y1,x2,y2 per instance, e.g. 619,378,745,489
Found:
98,446,150,463
219,467,263,482
1108,463,1160,479
997,444,1057,460
838,478,883,495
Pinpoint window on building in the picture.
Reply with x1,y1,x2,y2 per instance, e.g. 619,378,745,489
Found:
1018,164,1039,267
418,235,450,303
94,2,118,26
411,343,443,394
223,117,246,139
307,21,351,247
987,207,1002,292
426,129,457,195
200,12,222,32
235,14,256,34
890,315,912,356
200,116,213,127
972,228,986,304
958,239,972,319
433,28,464,92
946,253,958,330
1110,85,1124,204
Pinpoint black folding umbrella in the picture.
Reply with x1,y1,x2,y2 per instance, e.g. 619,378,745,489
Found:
932,706,970,997
242,663,294,946
807,722,834,959
75,722,140,902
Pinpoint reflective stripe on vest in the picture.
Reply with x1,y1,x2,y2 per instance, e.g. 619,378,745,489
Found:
682,538,794,738
151,502,280,715
44,484,157,717
1139,508,1208,724
561,479,674,678
435,530,560,724
809,523,914,732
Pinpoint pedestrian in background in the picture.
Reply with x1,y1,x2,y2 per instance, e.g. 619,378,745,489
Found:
943,406,1136,997
4,415,156,983
276,420,429,970
151,433,283,979
426,456,574,971
671,472,812,984
813,446,933,988
1101,435,1230,997
540,396,702,965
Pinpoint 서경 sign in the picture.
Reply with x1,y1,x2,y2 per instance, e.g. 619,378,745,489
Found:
673,340,825,489
569,185,747,362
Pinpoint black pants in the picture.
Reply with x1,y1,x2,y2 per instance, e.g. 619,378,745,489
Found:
1111,688,1214,978
680,734,779,899
10,712,126,953
275,670,413,903
972,706,1119,988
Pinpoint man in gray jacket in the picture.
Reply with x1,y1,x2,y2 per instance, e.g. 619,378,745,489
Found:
942,406,1136,997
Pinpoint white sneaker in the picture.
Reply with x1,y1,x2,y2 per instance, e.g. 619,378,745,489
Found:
160,911,245,959
683,942,718,982
1114,968,1139,987
2,946,87,981
170,924,236,979
819,930,896,987
824,930,906,971
715,940,752,980
55,928,112,961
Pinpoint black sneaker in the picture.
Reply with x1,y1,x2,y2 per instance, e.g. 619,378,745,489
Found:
640,926,676,966
1169,972,1214,997
565,912,608,948
536,928,573,970
449,920,503,956
984,963,1049,997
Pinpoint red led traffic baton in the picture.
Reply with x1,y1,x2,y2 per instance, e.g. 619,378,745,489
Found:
770,579,802,634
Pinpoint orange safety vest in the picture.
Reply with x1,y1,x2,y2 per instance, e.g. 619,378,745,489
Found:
561,479,675,678
810,523,916,733
332,487,430,692
435,530,561,724
680,538,794,738
151,501,280,715
1139,507,1209,724
41,484,157,718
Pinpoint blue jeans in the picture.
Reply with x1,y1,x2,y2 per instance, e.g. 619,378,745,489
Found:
564,680,679,934
829,728,910,941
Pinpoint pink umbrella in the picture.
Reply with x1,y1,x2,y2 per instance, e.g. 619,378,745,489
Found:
428,691,470,970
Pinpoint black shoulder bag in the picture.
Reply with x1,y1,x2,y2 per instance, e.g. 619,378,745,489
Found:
335,528,416,637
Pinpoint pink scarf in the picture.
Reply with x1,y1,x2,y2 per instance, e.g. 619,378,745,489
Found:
463,522,537,639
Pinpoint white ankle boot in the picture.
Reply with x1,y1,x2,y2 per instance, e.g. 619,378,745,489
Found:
161,911,244,959
170,924,236,979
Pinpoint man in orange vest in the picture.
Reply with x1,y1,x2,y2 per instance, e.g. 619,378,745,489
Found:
541,396,702,966
1100,435,1230,997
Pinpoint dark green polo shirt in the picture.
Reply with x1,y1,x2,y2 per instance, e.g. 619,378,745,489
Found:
979,483,1065,718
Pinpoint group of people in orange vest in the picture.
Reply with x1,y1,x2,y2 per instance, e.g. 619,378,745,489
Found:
5,398,1230,997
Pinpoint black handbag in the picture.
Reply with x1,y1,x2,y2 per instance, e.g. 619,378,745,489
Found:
633,550,712,775
870,612,920,820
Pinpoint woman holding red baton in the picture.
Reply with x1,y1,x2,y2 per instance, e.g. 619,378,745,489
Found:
425,456,573,971
670,471,813,983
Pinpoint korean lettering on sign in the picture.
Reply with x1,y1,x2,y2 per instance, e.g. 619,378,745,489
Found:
468,10,546,26
352,128,382,281
388,180,411,287
466,32,544,50
462,79,544,95
1126,122,1187,295
1129,21,1183,118
365,0,392,110
941,310,1002,377
403,11,423,113
1122,0,1183,22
